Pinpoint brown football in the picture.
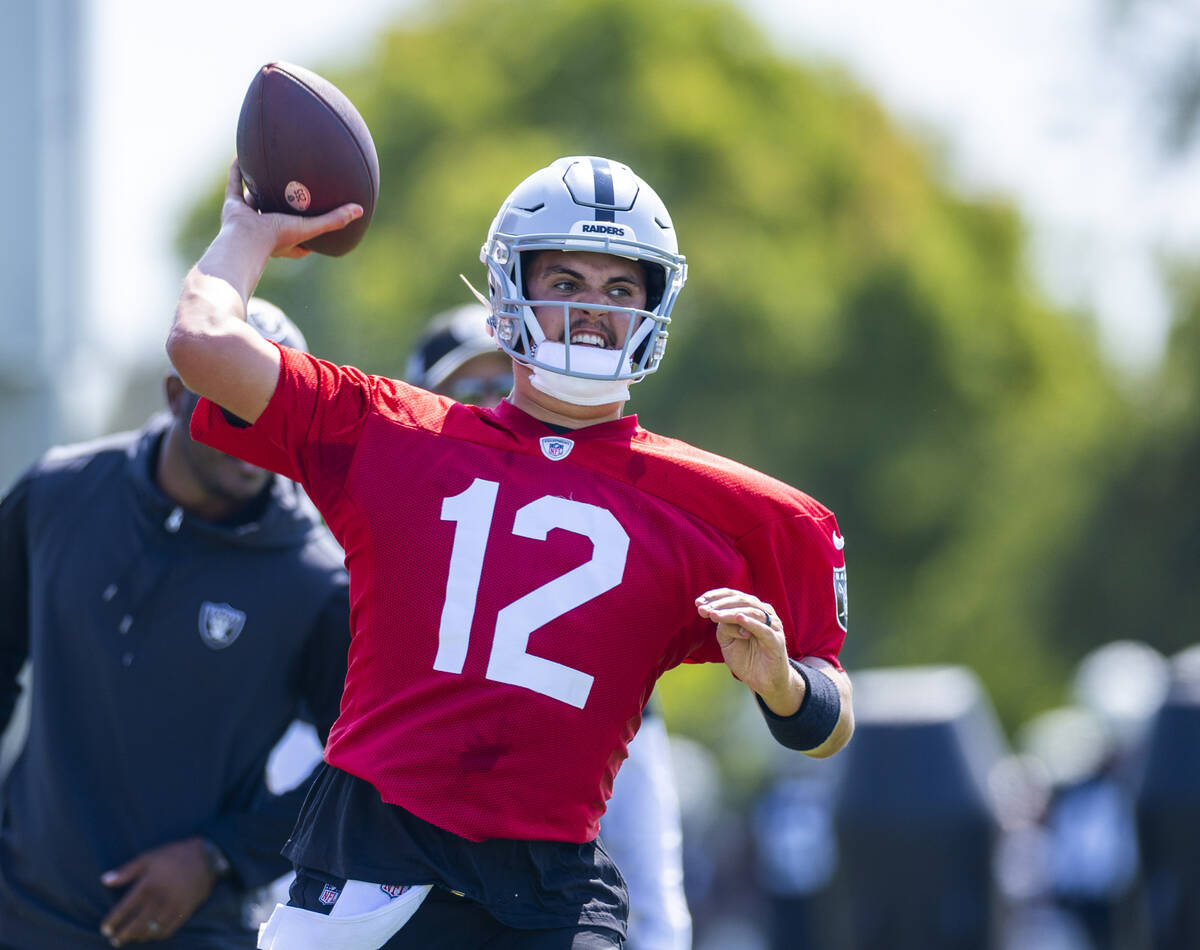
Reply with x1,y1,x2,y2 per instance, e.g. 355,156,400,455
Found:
235,62,380,257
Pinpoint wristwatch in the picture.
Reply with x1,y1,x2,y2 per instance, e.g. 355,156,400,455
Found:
201,838,232,878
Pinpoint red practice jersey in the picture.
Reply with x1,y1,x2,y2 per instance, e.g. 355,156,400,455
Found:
193,346,847,843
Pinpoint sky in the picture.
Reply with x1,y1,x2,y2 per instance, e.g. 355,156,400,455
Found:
86,0,410,361
83,0,1200,431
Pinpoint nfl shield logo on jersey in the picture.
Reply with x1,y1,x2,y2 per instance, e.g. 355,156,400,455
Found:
539,435,575,461
198,602,246,650
833,567,848,632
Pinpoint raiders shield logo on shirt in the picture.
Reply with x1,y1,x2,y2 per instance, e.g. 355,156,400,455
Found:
198,602,246,650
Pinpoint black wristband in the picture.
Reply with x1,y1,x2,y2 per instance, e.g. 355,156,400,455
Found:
755,658,841,751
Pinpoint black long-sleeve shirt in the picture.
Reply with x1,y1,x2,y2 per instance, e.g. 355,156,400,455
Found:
0,415,350,949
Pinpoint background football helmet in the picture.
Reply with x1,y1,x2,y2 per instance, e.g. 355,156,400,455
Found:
479,156,687,405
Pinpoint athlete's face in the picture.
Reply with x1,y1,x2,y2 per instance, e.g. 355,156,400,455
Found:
524,250,647,352
167,380,272,505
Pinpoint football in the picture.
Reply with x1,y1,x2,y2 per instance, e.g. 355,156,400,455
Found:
236,62,380,257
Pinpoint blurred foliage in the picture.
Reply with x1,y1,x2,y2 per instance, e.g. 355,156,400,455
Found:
1050,263,1200,659
179,0,1173,778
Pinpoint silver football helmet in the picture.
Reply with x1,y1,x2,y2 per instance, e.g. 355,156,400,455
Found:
479,156,687,405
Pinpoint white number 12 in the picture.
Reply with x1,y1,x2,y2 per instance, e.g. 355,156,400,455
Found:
434,478,629,708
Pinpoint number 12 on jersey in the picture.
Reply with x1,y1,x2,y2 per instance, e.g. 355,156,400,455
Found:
434,477,630,708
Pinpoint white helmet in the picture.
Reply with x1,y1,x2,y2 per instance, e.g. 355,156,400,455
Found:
479,156,687,406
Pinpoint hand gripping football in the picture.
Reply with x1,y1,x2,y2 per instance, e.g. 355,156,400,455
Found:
236,62,380,257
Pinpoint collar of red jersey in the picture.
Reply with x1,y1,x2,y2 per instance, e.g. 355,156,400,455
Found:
490,399,640,442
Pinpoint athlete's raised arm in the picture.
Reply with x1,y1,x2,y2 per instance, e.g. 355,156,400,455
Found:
166,161,362,423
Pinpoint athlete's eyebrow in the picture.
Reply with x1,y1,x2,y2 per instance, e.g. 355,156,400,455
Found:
541,264,586,281
540,264,642,287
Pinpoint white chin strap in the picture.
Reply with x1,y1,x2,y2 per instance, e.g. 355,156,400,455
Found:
527,341,633,406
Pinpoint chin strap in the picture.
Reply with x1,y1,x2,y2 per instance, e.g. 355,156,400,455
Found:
527,341,632,405
528,365,632,407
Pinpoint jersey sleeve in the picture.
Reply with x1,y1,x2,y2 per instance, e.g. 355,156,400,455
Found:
190,345,377,512
750,511,847,667
687,510,848,669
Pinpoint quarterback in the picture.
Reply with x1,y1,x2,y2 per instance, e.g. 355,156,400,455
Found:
168,155,854,949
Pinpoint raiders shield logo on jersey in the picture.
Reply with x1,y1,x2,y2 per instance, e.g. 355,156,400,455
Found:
199,602,246,650
540,435,575,461
833,567,848,632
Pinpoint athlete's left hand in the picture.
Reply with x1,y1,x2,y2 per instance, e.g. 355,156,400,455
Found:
696,588,800,715
99,837,219,945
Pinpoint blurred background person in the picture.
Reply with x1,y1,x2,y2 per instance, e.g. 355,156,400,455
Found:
1018,705,1138,950
0,300,350,949
1134,643,1200,950
403,304,516,409
750,750,843,950
1018,641,1167,950
404,303,693,950
830,665,1007,950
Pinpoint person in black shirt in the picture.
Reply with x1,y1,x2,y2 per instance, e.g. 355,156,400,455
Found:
0,300,350,950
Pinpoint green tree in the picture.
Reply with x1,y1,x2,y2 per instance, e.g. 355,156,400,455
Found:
179,0,1129,753
1050,264,1200,659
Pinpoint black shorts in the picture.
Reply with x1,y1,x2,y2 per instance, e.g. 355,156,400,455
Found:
288,869,623,949
283,765,628,935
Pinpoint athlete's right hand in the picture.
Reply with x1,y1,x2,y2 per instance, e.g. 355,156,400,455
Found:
220,159,362,260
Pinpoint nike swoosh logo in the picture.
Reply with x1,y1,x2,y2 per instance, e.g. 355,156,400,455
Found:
832,532,845,550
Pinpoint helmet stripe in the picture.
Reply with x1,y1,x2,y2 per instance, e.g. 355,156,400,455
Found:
592,159,616,222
